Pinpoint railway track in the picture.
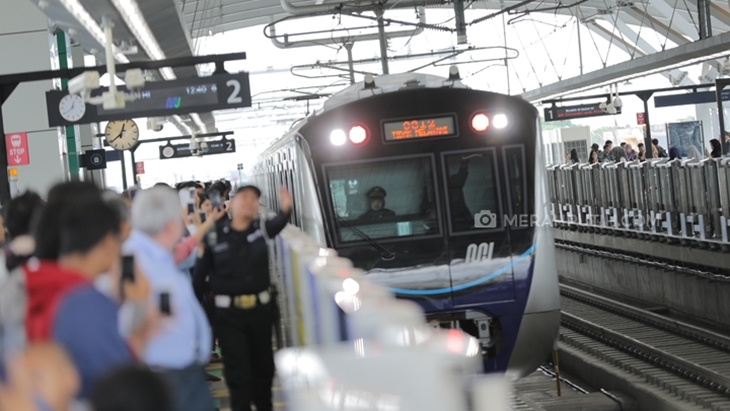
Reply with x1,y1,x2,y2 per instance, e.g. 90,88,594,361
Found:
559,284,730,410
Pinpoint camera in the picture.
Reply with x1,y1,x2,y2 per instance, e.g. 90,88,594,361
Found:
474,210,497,228
147,117,165,132
124,69,145,90
68,71,100,95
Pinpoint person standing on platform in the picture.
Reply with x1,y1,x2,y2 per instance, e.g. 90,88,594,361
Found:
194,185,292,411
124,187,215,411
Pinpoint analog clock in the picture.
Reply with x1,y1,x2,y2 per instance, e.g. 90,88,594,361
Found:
58,94,86,122
105,119,140,151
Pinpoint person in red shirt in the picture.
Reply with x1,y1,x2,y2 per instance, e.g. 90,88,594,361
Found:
24,183,152,399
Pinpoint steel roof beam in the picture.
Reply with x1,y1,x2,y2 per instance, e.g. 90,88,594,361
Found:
622,7,691,46
647,0,700,41
520,28,730,101
683,0,730,30
604,16,695,85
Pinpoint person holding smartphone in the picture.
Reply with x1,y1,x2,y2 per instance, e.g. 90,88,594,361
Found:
123,187,216,411
193,185,291,411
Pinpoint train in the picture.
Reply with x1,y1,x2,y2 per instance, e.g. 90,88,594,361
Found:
251,70,560,378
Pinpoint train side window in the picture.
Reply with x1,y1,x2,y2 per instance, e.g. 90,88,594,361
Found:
324,155,440,244
442,149,501,233
503,145,527,218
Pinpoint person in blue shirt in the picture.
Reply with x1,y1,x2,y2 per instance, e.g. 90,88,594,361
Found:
124,186,222,411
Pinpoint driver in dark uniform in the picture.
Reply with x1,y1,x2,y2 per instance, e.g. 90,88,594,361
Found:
356,186,395,223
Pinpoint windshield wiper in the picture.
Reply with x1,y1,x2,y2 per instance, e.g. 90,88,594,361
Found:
336,217,395,260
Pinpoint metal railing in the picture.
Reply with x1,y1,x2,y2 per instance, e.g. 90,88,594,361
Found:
547,158,730,245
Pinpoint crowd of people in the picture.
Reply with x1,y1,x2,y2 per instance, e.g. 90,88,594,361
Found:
0,177,292,411
565,134,730,165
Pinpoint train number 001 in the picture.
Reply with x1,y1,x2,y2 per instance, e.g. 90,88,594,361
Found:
465,242,494,263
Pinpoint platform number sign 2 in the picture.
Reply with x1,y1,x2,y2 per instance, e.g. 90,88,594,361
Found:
226,79,243,104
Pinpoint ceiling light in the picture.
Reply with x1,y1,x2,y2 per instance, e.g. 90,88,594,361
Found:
58,0,129,63
110,0,165,60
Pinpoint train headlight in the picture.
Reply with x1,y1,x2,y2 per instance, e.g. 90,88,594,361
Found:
330,129,346,146
493,114,508,129
471,113,489,132
349,126,368,144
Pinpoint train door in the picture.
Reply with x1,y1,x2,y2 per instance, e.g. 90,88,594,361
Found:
441,148,517,308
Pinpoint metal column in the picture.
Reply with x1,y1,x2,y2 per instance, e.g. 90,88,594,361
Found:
56,31,80,180
376,9,389,75
698,0,713,39
0,87,9,207
638,92,655,158
716,79,728,155
345,43,355,84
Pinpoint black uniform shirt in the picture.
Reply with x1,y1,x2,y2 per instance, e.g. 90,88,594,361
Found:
193,211,289,297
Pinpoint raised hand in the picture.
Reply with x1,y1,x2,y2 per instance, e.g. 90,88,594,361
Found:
279,186,292,214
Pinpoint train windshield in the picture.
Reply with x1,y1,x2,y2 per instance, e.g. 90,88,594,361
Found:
326,155,440,243
442,149,501,232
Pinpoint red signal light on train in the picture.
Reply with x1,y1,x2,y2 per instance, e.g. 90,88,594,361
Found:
471,113,489,132
349,126,368,144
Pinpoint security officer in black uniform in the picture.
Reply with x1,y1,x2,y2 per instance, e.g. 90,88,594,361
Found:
193,184,291,411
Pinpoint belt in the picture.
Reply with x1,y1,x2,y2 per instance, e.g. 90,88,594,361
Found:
215,289,271,310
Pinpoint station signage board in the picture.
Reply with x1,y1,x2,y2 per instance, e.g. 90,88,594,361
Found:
654,89,730,108
46,72,251,127
5,132,29,166
159,138,236,160
543,103,621,122
135,162,145,174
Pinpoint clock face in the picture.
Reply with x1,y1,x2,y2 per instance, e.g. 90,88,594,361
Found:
105,119,140,151
58,94,86,122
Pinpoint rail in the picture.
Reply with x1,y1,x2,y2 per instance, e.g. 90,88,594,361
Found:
547,158,730,247
560,285,730,399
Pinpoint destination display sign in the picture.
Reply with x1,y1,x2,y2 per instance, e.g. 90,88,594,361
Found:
383,116,456,141
544,103,621,122
46,72,251,127
159,138,236,160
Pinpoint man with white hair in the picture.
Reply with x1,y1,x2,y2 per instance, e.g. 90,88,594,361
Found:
123,186,222,411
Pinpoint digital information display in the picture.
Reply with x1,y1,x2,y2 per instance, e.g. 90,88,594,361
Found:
46,72,251,127
383,116,456,141
97,84,219,115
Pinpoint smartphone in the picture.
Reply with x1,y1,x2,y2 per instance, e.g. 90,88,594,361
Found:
199,212,207,223
121,255,135,282
210,190,222,211
159,292,171,316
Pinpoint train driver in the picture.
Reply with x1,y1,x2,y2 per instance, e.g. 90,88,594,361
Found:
356,186,396,223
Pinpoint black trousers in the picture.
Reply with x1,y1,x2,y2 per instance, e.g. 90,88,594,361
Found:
216,304,275,411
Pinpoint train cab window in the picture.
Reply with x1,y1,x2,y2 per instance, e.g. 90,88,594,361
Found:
325,155,440,243
503,145,527,218
442,149,501,233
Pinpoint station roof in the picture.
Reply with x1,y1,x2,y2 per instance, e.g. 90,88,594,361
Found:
27,0,730,133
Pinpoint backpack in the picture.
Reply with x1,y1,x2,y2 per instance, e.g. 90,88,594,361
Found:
657,146,669,158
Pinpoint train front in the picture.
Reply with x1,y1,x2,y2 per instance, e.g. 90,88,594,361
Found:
299,73,560,377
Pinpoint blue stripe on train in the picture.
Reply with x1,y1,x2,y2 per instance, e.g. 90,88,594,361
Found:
387,244,536,296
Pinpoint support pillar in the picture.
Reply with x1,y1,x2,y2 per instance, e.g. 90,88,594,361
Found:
376,9,389,75
638,92,655,158
345,42,355,85
0,0,66,199
698,0,713,39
